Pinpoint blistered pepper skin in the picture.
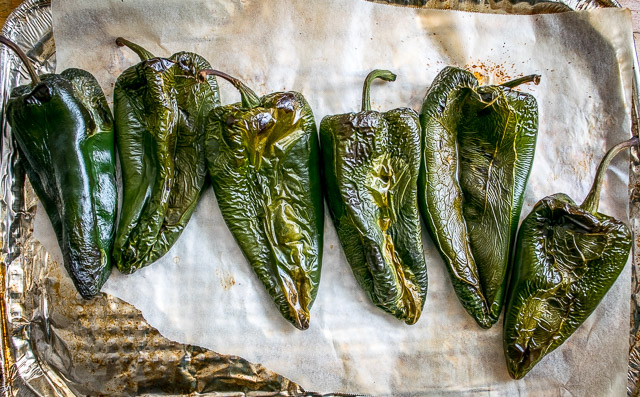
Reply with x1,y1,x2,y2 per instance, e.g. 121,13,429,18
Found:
419,66,539,328
113,39,220,273
321,70,428,325
203,70,323,330
7,69,117,299
503,137,636,379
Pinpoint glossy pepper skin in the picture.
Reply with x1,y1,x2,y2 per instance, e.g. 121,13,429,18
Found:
200,70,323,330
503,137,636,379
321,70,427,325
2,37,117,299
419,66,540,328
113,38,220,273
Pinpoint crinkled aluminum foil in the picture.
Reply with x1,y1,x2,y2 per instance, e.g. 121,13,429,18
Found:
1,0,639,396
377,0,619,12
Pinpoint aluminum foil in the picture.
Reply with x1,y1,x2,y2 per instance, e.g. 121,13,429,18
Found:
376,0,619,12
1,0,639,396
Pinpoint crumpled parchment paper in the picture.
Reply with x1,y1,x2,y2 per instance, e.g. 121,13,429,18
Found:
43,1,634,395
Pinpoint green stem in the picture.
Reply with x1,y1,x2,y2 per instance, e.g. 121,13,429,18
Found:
500,74,541,89
581,136,639,214
0,36,40,84
115,37,155,61
199,69,261,109
362,69,396,112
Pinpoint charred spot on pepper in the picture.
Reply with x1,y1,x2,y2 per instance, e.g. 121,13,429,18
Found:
508,342,528,364
507,343,541,379
553,214,596,234
145,57,175,73
479,90,497,104
255,112,275,135
175,55,196,75
24,83,52,105
275,92,296,112
225,114,239,127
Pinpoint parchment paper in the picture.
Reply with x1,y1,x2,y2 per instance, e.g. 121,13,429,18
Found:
44,1,634,395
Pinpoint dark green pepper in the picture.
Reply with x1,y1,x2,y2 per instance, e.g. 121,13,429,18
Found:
419,66,540,328
320,69,427,325
112,38,220,273
200,70,323,330
2,36,117,299
503,137,636,379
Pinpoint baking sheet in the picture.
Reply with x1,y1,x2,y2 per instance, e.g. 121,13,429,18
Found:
43,1,635,395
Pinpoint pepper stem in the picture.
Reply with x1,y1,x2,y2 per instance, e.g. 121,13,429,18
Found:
500,74,541,89
362,69,396,112
115,37,155,61
581,136,639,214
198,69,261,108
0,36,40,84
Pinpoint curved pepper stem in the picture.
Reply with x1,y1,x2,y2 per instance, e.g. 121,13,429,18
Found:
500,74,541,89
0,35,40,84
115,37,155,61
581,136,639,214
198,69,261,109
362,69,396,112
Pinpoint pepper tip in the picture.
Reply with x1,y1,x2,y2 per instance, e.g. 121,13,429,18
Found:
293,311,310,330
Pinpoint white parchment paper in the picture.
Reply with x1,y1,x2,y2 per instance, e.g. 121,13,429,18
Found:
44,1,634,395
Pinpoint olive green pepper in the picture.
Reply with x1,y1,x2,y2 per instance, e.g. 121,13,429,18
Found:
320,70,427,325
2,36,117,299
112,38,220,273
419,66,540,328
200,70,323,330
503,137,636,379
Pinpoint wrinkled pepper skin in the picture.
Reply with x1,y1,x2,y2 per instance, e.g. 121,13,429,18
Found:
6,58,117,299
201,70,323,330
321,70,427,325
419,66,539,328
113,38,220,273
503,138,635,379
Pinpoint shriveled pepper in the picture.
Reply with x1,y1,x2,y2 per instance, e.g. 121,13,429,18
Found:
503,137,636,379
199,70,323,330
320,69,427,325
2,36,117,299
419,66,540,328
113,38,220,273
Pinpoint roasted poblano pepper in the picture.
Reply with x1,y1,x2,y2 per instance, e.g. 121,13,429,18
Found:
2,36,117,299
419,66,540,328
321,70,427,325
503,137,636,379
200,70,323,330
113,38,220,273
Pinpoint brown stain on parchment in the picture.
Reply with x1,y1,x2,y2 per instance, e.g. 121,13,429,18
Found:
576,152,594,176
216,269,236,290
464,61,514,86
